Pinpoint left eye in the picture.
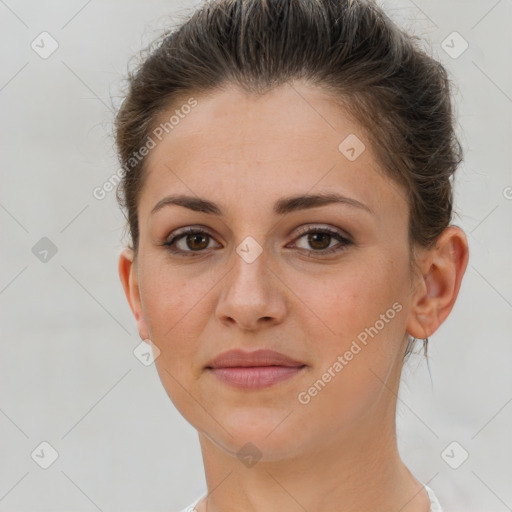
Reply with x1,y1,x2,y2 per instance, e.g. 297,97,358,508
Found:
290,227,352,255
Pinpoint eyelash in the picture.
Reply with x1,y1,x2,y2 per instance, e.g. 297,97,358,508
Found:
162,225,353,258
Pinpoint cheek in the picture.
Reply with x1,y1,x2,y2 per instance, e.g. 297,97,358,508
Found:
139,256,208,318
290,255,410,414
293,264,408,432
138,260,209,354
291,256,407,344
138,262,213,416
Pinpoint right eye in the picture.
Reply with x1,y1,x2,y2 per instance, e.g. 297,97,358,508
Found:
163,227,221,256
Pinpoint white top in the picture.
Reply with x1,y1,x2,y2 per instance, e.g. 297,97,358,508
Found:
178,483,443,512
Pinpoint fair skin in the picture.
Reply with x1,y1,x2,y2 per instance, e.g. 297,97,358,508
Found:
119,82,468,512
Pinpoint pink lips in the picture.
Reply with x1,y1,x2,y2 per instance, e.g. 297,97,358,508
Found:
205,348,306,390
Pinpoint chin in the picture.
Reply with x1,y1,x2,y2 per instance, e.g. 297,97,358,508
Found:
201,408,313,459
205,428,306,465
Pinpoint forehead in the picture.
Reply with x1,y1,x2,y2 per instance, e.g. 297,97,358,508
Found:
150,82,368,161
140,82,407,219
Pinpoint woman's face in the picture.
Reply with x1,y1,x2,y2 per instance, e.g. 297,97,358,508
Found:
121,82,422,460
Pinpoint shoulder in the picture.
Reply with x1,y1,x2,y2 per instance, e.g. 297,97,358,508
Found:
174,494,204,512
423,484,444,512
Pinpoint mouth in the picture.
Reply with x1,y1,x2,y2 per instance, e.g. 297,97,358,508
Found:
205,348,307,390
206,365,306,389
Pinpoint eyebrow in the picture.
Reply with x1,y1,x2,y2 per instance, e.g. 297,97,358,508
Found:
151,192,373,216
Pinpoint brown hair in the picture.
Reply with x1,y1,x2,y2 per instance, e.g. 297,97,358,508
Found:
114,0,463,360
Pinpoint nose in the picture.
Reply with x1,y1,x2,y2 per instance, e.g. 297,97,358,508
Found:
215,244,287,331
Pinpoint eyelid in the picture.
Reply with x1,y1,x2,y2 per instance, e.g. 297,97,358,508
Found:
164,224,216,243
292,223,352,242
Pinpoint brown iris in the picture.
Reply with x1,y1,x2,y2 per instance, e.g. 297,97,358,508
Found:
186,233,209,251
307,233,331,250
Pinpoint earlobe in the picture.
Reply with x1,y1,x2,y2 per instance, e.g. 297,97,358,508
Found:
406,226,469,339
118,248,149,340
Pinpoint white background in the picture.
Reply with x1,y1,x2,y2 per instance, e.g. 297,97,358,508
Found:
0,0,511,511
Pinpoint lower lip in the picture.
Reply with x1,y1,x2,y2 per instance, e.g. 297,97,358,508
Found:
207,366,306,389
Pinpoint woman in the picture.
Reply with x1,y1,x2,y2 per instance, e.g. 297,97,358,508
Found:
115,0,469,510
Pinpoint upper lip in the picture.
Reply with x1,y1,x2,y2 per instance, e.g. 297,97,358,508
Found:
206,349,305,368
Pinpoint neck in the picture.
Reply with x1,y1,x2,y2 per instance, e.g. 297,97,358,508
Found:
195,394,430,512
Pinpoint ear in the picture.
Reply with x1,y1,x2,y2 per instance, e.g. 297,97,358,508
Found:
407,226,469,339
118,248,150,341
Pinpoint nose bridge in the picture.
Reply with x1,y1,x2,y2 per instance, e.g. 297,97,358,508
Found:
216,236,286,329
228,236,270,303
